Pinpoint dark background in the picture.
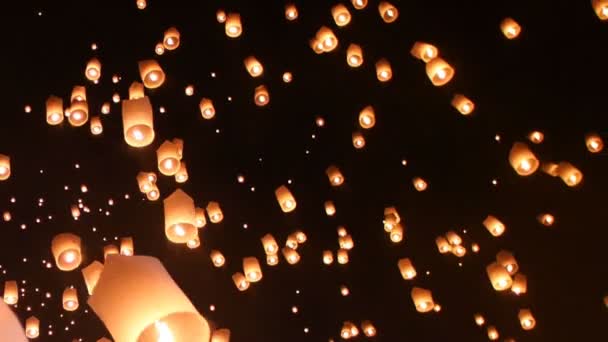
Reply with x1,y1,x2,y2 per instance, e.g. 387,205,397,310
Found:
1,0,607,341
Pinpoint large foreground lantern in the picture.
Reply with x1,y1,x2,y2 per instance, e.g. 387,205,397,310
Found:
46,95,64,125
0,154,10,181
51,233,82,271
163,189,197,243
88,255,211,342
426,57,455,86
85,58,102,81
275,185,297,213
378,2,399,23
0,300,27,341
138,60,165,89
123,97,155,148
411,287,434,313
346,44,364,67
509,142,539,176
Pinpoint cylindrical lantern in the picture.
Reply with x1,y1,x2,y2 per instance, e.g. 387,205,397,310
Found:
474,313,485,326
451,94,475,115
206,201,224,223
390,223,404,243
518,309,536,330
254,85,270,106
216,9,226,23
358,106,376,129
122,96,155,148
129,81,145,100
285,4,298,21
136,0,147,10
398,258,416,280
586,133,604,153
337,226,348,237
339,234,354,250
445,231,462,246
101,102,110,114
557,162,583,187
332,4,351,26
282,72,293,83
435,236,451,254
361,320,376,337
452,245,467,257
90,116,103,135
337,248,349,264
266,254,279,266
120,237,134,256
378,2,399,23
82,261,104,295
593,0,608,20
483,215,506,237
195,208,207,228
324,200,336,216
147,184,160,201
411,287,434,313
496,250,519,275
275,185,297,213
487,326,499,340
71,86,86,102
187,236,201,249
316,26,338,52
500,18,522,39
25,316,40,338
88,255,211,342
383,207,401,232
426,57,455,86
509,142,539,176
175,161,189,183
410,42,439,63
63,287,79,311
244,56,264,77
51,233,82,271
285,234,298,250
85,58,101,81
163,27,180,50
3,281,18,305
138,60,165,89
282,247,300,265
232,272,249,291
512,273,527,295
104,245,120,260
157,140,181,176
225,13,242,38
46,95,64,125
538,213,554,227
210,250,225,267
346,44,364,67
199,98,216,119
352,0,368,9
211,329,231,342
486,262,513,291
375,58,392,82
413,177,428,191
323,250,334,265
528,130,544,144
326,165,344,186
68,100,89,127
541,162,560,177
163,189,197,243
243,257,263,283
261,234,279,254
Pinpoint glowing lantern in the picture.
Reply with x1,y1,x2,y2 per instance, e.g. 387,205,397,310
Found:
104,245,120,260
474,313,485,326
445,231,462,245
264,253,278,266
316,26,338,52
379,2,399,23
63,287,79,311
282,247,300,264
358,106,376,129
199,98,216,119
512,273,527,295
129,82,145,100
88,255,211,342
285,235,298,250
68,99,89,127
253,85,270,106
137,172,157,193
411,287,434,313
25,316,39,338
51,233,82,271
175,162,189,183
232,272,249,291
509,142,539,176
361,320,376,337
210,250,225,267
487,326,499,340
390,223,404,243
0,154,10,181
163,27,180,50
324,201,336,216
496,250,519,275
352,0,368,10
260,234,278,255
375,58,392,82
211,329,231,342
90,116,103,135
225,13,242,38
2,211,10,222
410,42,439,63
426,57,455,86
3,281,18,305
483,215,506,237
187,237,200,249
173,138,184,159
184,84,194,96
557,162,583,186
339,235,354,250
164,189,197,244
146,185,160,201
122,97,155,148
136,0,146,9
216,9,226,23
518,309,536,330
138,60,165,89
294,230,307,244
337,248,349,264
486,262,513,291
332,4,351,26
155,42,165,55
244,56,264,77
46,95,64,125
528,131,544,144
542,162,560,177
586,133,604,153
501,18,522,39
398,258,416,280
275,185,297,213
71,205,81,220
285,4,298,21
538,213,554,227
346,44,363,67
120,237,134,256
85,58,101,81
195,208,207,228
383,207,401,232
82,261,104,295
451,94,475,115
206,201,224,223
453,245,467,257
282,72,293,83
323,251,334,265
243,257,263,283
326,165,345,186
340,322,353,339
157,140,181,176
435,236,451,254
337,226,348,238
471,243,480,253
413,177,428,191
592,0,608,20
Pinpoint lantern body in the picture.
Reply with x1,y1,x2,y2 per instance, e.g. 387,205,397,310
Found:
528,130,544,144
206,201,224,223
352,0,368,10
163,27,180,50
163,189,197,244
120,237,134,256
295,231,307,243
390,223,404,243
375,58,392,82
557,162,583,186
451,94,475,115
315,26,338,52
244,56,264,77
199,98,216,119
232,272,249,291
85,58,101,81
261,234,279,254
509,142,539,176
266,254,279,266
512,273,527,295
243,257,263,283
542,162,560,177
282,247,301,264
63,287,79,311
225,13,242,38
0,154,10,181
254,85,270,106
0,301,27,341
88,255,211,342
175,161,189,183
383,207,401,231
146,184,160,201
129,82,145,100
332,4,351,26
211,329,231,342
285,4,298,21
538,213,554,227
337,249,349,264
593,0,608,20
487,326,499,340
361,320,376,337
137,172,157,192
210,250,225,267
486,262,513,291
413,177,428,191
426,57,455,86
346,44,363,67
379,2,399,23
195,207,207,228
68,100,89,127
157,140,181,176
435,236,451,253
122,97,155,148
474,313,485,326
339,235,354,250
51,233,82,271
90,116,103,135
410,42,439,63
82,261,105,295
323,250,334,265
483,215,506,237
445,231,462,245
275,185,297,212
452,245,467,257
496,250,519,275
501,18,522,39
46,95,64,125
398,258,416,280
518,309,536,330
585,133,604,153
325,201,336,216
3,281,18,305
187,237,201,249
138,60,165,89
358,106,376,129
136,0,147,9
25,316,40,338
216,9,226,23
411,287,434,313
326,165,345,186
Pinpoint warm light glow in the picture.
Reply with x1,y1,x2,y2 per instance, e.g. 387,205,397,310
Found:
155,320,175,342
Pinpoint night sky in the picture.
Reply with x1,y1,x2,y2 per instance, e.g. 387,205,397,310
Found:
1,0,607,341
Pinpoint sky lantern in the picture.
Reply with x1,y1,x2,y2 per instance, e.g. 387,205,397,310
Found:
358,105,376,129
175,161,189,183
46,95,64,125
557,162,583,186
324,200,336,216
146,184,160,201
71,205,81,220
383,206,401,232
326,165,345,186
445,231,462,245
316,26,338,52
518,309,536,330
285,4,298,21
68,87,89,126
390,223,404,243
294,230,307,244
346,44,364,67
157,140,182,176
398,258,417,280
337,226,348,237
216,9,226,23
195,207,207,228
129,81,145,100
0,301,27,341
426,57,455,86
82,261,104,295
285,234,298,249
378,2,399,23
3,281,18,305
411,287,434,313
361,321,376,337
310,38,324,54
63,287,79,311
51,233,82,271
375,58,393,82
2,211,10,222
282,71,293,83
593,0,608,20
512,273,527,295
509,141,539,176
25,316,40,338
483,215,506,237
210,250,225,267
281,247,300,265
451,94,475,115
501,18,522,39
138,60,165,88
244,56,264,77
85,58,101,81
232,272,250,291
413,177,428,191
88,255,211,342
104,245,120,260
254,85,270,106
261,234,279,254
323,250,334,265
435,236,451,254
199,98,216,119
225,13,242,38
410,42,439,63
332,4,351,26
122,97,155,148
352,0,368,10
538,213,554,227
486,262,513,291
120,237,134,256
496,250,519,275
527,130,545,144
90,116,103,135
275,185,297,213
0,154,10,181
585,133,604,153
136,0,146,10
337,249,349,264
487,326,499,340
206,201,224,223
339,234,354,250
163,189,198,244
474,313,485,326
155,42,165,55
211,329,231,342
163,27,180,50
243,257,263,283
187,237,201,249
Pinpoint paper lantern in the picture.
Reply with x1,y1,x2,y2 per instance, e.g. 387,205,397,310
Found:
337,248,349,264
98,337,112,342
163,189,197,244
157,140,181,176
324,201,336,216
138,60,165,89
266,254,279,266
361,320,376,337
71,85,87,102
337,226,348,237
253,85,270,107
232,272,249,291
295,230,307,244
593,0,608,20
146,184,160,201
445,231,462,246
518,309,536,330
452,245,467,257
136,0,146,9
90,116,103,135
82,261,104,295
346,44,363,67
211,329,231,342
326,165,345,186
25,316,40,338
3,281,18,305
310,38,324,54
528,131,544,144
410,42,439,63
46,95,64,125
332,4,351,26
206,201,224,223
282,247,301,265
285,4,298,21
435,236,452,254
155,42,165,55
487,326,499,340
285,234,298,250
351,0,368,9
70,205,81,220
195,208,207,228
538,213,554,227
474,313,485,326
0,301,27,341
413,177,428,191
282,72,293,83
68,100,89,127
378,2,399,23
451,94,475,115
390,223,404,243
375,58,392,82
244,56,263,77
261,234,279,254
51,233,82,271
398,258,416,280
512,273,527,295
163,27,180,50
0,154,10,181
63,287,79,311
411,287,434,313
85,58,101,81
358,106,376,129
199,98,216,119
2,211,10,222
172,138,184,159
483,215,506,237
557,162,583,186
88,255,211,342
122,97,155,148
185,84,195,95
275,185,297,213
175,162,189,183
383,207,401,232
225,13,242,38
496,250,519,275
585,133,604,153
129,82,145,100
120,237,134,256
486,262,513,291
323,251,334,265
426,57,455,86
210,250,225,267
216,9,226,23
187,237,201,249
316,26,338,52
104,245,120,260
541,162,560,177
501,18,522,39
471,243,480,253
509,142,539,176
243,257,263,283
137,172,157,193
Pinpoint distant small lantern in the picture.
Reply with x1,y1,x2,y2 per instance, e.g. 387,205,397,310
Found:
25,316,40,338
254,85,270,106
445,231,462,245
541,162,560,177
101,102,110,114
136,0,147,9
210,250,225,267
51,233,82,271
155,43,165,55
518,309,536,330
316,26,338,52
474,313,485,326
500,18,522,39
175,161,189,183
261,234,279,254
410,42,439,63
435,236,452,254
358,106,376,129
2,211,10,222
426,57,455,86
378,2,399,23
471,243,480,253
487,326,499,340
326,165,345,186
512,273,527,295
324,201,336,216
337,226,348,237
195,208,207,228
199,98,216,119
483,215,506,237
390,223,404,243
509,142,539,176
244,56,264,77
68,100,89,127
592,0,608,20
332,4,352,26
337,249,349,264
266,254,279,266
383,207,401,232
528,130,544,144
361,320,376,337
157,140,181,176
0,154,10,181
557,162,583,186
46,95,64,125
211,329,231,342
586,133,604,153
3,281,18,305
285,4,298,21
452,245,466,257
375,58,393,82
225,13,243,38
187,237,201,249
413,177,428,192
339,234,354,250
352,0,368,10
282,247,301,264
538,213,555,227
398,258,417,280
486,262,513,291
85,58,102,81
206,201,224,223
275,185,297,213
323,251,334,265
164,189,197,244
411,287,434,313
496,250,519,275
285,235,298,250
81,261,104,295
346,44,364,67
451,94,475,115
90,116,103,135
294,230,307,244
138,60,165,89
216,9,226,23
147,185,160,201
184,85,195,96
243,257,263,283
120,237,134,256
282,72,293,83
63,287,79,311
163,27,180,50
